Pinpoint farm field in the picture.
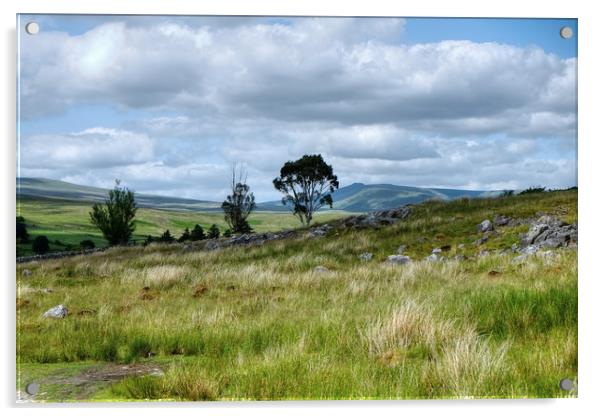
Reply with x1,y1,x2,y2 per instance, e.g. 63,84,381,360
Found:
16,190,577,401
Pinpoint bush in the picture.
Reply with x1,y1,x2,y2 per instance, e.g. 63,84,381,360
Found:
158,230,175,243
519,186,546,195
178,228,191,242
32,235,50,255
208,224,220,239
190,224,206,241
80,239,96,250
16,216,29,243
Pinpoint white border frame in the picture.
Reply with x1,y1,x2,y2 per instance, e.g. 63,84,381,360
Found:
2,1,600,415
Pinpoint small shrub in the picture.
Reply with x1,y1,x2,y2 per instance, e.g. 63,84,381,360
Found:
32,235,50,254
519,186,546,195
80,239,96,250
208,224,220,239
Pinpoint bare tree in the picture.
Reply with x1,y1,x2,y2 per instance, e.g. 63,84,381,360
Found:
221,164,256,234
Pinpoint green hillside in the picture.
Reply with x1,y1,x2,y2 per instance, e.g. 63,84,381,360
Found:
17,189,577,401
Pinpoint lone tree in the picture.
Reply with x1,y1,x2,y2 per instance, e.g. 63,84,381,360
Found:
32,235,50,255
221,165,256,234
89,180,137,245
16,216,29,243
273,154,339,226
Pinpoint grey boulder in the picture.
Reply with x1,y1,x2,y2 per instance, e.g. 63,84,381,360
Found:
43,304,68,319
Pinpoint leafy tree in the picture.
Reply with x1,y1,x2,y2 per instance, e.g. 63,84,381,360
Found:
178,227,191,242
159,229,175,243
16,216,29,243
32,235,50,255
273,154,339,226
190,224,206,241
89,180,137,245
223,229,233,238
80,239,96,250
501,190,515,197
208,224,220,239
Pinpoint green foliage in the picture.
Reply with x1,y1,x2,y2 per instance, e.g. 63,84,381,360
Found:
32,235,50,254
519,186,546,195
17,216,29,243
178,227,191,242
89,180,137,245
223,229,232,238
158,230,175,243
208,224,220,239
79,239,96,250
500,190,515,197
190,224,206,241
273,154,339,226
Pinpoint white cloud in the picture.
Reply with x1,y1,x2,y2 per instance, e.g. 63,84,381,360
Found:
18,17,577,199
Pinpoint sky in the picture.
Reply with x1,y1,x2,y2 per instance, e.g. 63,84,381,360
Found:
17,15,577,202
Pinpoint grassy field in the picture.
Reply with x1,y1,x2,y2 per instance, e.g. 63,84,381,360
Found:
16,197,348,256
16,190,577,401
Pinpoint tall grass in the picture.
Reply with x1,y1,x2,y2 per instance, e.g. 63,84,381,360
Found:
16,190,578,400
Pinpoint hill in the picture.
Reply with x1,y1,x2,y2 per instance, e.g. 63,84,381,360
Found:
16,189,577,401
18,178,500,213
17,178,221,211
258,182,500,212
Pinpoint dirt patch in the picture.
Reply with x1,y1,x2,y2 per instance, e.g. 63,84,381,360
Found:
488,270,502,277
25,363,165,401
192,284,208,298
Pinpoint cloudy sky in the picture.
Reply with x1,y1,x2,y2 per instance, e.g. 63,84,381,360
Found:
17,15,577,202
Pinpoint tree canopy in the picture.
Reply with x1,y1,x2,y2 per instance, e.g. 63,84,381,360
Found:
273,154,339,226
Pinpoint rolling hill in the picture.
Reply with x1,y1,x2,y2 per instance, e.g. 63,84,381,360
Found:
258,183,500,212
17,178,500,213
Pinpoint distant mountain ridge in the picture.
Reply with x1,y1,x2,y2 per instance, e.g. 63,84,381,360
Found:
258,182,500,212
17,178,500,213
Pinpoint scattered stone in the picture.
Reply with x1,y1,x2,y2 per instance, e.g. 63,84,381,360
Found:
386,255,412,265
358,252,373,262
42,288,53,293
426,253,440,262
478,250,490,257
493,215,510,226
477,219,494,233
43,304,68,319
457,243,465,249
453,254,467,261
204,240,221,251
314,266,330,273
474,236,488,246
431,247,442,254
396,245,407,254
21,269,32,277
523,245,539,255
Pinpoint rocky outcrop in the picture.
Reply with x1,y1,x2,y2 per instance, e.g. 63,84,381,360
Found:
340,206,412,229
521,215,577,249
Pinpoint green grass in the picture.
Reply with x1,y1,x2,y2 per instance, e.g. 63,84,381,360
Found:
16,198,348,255
16,190,577,401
